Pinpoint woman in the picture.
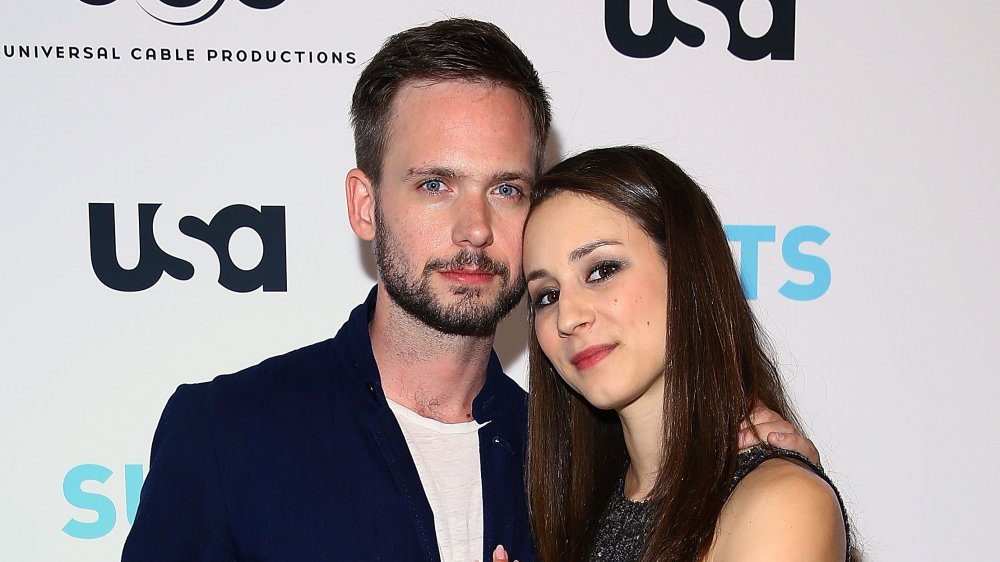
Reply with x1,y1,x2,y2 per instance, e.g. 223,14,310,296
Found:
519,146,852,561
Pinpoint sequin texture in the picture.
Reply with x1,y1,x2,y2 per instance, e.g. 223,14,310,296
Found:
588,475,651,562
586,446,852,561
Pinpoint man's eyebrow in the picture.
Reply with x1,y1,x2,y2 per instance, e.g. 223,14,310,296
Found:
401,166,533,185
403,165,463,181
569,240,621,262
492,170,533,184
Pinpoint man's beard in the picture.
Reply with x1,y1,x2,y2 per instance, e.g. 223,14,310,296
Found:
373,206,525,337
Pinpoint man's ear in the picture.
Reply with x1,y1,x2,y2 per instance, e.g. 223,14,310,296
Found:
346,168,376,241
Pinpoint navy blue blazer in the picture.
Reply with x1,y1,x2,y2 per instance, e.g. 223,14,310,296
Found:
122,288,535,561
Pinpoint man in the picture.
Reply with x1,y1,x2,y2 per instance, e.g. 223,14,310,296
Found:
122,18,815,562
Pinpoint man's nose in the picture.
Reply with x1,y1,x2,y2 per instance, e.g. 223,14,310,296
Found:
452,194,493,249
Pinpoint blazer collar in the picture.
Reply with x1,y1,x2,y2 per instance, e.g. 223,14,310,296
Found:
341,286,508,423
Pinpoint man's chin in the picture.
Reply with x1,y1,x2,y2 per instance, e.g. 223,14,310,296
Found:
424,295,519,337
417,301,504,338
438,292,504,318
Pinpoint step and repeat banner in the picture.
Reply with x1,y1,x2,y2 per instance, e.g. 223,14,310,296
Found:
2,1,997,560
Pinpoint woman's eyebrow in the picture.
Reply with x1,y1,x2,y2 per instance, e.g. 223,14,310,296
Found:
525,240,622,283
568,240,621,262
526,268,549,283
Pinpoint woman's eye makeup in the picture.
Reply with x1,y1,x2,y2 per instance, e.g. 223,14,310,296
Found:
531,288,559,308
529,258,627,308
586,259,625,283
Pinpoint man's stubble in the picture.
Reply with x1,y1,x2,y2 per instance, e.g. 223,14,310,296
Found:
373,203,526,337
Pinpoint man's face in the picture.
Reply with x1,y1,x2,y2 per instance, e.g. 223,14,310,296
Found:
373,80,535,336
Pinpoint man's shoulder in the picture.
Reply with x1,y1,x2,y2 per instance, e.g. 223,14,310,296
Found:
178,337,363,413
154,337,376,451
211,338,338,387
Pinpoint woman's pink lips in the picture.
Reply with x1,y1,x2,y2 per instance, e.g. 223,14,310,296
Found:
439,269,495,285
571,344,617,371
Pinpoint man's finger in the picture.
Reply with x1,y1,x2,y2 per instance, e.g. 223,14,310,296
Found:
738,420,796,449
752,420,795,436
737,427,758,450
767,432,822,466
749,402,782,425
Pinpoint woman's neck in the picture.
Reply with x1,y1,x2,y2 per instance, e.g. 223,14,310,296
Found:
617,377,666,501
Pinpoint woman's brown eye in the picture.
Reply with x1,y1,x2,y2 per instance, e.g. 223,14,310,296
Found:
535,289,559,307
587,260,623,282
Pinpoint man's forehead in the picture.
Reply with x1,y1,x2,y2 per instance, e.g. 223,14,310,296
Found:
388,79,529,122
381,80,538,180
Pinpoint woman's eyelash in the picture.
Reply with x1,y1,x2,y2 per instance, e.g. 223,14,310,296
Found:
587,259,625,282
530,260,627,308
532,288,559,308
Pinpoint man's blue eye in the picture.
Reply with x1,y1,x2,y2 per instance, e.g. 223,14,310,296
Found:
423,179,444,192
495,184,521,197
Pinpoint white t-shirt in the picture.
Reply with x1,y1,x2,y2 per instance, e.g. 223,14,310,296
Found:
387,399,488,562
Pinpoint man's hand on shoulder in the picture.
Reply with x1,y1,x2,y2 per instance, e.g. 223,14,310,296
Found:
738,402,821,466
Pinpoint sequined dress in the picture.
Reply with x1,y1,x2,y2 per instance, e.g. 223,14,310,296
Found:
587,446,851,562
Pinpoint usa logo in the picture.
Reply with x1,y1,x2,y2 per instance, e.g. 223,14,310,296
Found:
79,0,286,26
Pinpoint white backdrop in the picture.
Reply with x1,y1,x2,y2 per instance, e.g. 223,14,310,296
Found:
2,1,998,560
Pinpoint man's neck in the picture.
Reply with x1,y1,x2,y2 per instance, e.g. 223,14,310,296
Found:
369,285,495,424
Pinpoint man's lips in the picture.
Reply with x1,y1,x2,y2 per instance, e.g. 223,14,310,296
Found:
570,344,617,371
438,269,497,285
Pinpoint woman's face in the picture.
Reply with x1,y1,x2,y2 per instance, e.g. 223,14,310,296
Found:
523,192,669,412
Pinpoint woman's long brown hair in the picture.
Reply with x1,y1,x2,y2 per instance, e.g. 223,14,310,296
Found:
526,146,801,561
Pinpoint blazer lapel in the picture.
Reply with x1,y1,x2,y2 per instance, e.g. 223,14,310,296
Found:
368,407,441,562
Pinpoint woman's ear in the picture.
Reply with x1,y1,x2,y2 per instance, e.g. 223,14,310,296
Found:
345,168,376,241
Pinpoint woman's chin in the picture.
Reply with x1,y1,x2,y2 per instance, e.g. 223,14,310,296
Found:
576,385,631,412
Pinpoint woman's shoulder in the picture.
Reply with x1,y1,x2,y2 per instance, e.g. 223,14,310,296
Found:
707,453,847,562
